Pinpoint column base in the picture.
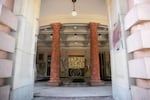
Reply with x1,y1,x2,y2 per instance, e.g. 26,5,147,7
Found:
88,80,104,86
48,80,63,86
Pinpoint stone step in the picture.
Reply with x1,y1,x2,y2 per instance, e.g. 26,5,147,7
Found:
63,81,111,87
33,96,113,100
63,82,88,87
34,82,112,100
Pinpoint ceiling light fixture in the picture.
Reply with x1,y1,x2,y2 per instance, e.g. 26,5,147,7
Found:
74,33,77,37
73,26,77,30
50,34,53,38
72,0,77,16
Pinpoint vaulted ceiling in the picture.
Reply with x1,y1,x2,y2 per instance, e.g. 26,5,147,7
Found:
38,0,109,51
39,0,108,26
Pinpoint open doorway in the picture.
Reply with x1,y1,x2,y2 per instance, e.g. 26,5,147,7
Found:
34,23,112,99
35,23,111,85
2,0,133,99
99,51,111,81
34,0,112,99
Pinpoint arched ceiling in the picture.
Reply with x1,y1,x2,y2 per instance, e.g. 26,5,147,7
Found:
39,0,108,26
38,0,109,51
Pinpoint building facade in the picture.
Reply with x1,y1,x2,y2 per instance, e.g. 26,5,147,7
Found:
0,0,150,100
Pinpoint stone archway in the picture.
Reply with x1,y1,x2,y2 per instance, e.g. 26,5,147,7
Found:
1,0,149,100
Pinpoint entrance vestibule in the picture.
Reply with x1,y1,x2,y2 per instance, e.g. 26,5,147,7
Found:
36,23,111,86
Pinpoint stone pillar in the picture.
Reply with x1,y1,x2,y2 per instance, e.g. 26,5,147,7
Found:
89,22,103,86
48,23,62,86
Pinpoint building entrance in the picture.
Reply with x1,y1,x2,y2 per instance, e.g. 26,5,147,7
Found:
36,23,111,85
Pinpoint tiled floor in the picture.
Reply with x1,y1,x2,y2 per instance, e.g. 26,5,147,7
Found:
33,81,113,100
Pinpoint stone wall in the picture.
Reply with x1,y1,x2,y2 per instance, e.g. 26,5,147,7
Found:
0,0,17,100
125,0,150,99
10,0,41,100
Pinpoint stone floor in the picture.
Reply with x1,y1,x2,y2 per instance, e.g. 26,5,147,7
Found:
33,96,113,100
33,81,113,100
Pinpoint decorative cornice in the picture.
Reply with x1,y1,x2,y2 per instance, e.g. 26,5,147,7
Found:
40,14,108,26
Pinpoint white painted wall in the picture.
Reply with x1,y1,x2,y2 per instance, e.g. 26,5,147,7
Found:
39,0,108,25
40,0,107,17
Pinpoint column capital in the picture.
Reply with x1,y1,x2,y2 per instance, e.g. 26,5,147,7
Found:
89,22,100,28
50,23,62,31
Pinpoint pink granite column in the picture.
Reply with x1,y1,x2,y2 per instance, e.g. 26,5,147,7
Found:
48,23,62,86
89,22,103,86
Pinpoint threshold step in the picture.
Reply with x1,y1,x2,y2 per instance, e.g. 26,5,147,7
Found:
33,96,113,100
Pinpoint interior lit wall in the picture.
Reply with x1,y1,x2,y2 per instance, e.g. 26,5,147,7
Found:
39,0,108,26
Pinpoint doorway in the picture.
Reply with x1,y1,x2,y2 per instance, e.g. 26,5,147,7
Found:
99,51,111,81
35,23,111,83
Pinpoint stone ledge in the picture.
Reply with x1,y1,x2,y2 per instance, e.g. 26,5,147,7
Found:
0,50,7,59
128,0,150,10
124,3,150,30
3,0,14,11
0,31,15,53
127,30,150,53
0,85,10,100
129,57,150,79
131,21,150,33
136,79,150,89
0,6,17,31
0,59,13,78
131,86,150,100
133,49,150,59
